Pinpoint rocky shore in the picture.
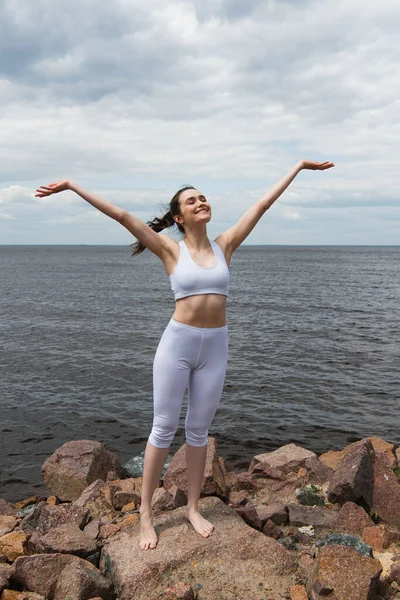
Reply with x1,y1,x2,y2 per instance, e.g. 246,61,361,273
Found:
1,436,400,600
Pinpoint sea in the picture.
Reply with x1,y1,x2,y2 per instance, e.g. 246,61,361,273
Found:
0,245,399,503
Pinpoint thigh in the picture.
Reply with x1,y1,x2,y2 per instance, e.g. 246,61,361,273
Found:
153,323,193,424
186,330,228,426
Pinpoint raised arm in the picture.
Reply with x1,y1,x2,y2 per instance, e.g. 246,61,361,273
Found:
35,180,173,259
215,160,334,258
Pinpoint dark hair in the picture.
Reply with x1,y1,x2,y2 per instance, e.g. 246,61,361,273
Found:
131,185,195,256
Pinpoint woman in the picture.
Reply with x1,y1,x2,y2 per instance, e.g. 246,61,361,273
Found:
36,158,334,551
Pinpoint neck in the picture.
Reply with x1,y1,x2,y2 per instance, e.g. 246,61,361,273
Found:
183,225,209,250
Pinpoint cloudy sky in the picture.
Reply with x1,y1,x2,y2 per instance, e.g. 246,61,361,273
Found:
1,0,399,245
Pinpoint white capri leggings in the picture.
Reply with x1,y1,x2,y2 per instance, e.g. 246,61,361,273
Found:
148,318,228,448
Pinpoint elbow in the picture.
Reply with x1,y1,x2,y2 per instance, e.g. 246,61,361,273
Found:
116,209,128,224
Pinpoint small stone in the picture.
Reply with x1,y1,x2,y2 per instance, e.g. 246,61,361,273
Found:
362,524,400,552
0,517,17,537
290,584,309,600
0,501,17,517
296,488,325,507
46,496,59,506
316,533,372,557
121,501,136,513
262,519,282,539
0,531,28,561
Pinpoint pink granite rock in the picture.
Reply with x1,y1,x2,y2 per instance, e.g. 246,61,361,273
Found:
164,438,227,499
302,456,335,485
100,496,296,600
327,438,375,509
262,519,282,539
254,503,288,526
30,523,97,557
249,443,317,479
234,505,263,530
10,554,114,600
0,562,12,593
0,516,17,537
287,504,337,528
151,487,175,513
362,523,400,552
307,544,382,600
41,440,123,501
332,501,374,536
19,501,89,535
372,452,400,530
0,500,17,517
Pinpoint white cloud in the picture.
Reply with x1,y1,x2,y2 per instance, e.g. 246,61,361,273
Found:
0,0,399,244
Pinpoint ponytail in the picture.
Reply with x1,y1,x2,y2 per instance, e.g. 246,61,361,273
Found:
130,185,195,257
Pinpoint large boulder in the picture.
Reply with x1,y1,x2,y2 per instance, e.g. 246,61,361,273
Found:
319,436,396,471
307,544,382,600
100,497,297,600
19,501,89,536
41,440,124,502
372,452,400,530
10,554,115,600
29,523,98,557
327,439,375,509
249,444,317,479
332,502,374,536
163,438,227,499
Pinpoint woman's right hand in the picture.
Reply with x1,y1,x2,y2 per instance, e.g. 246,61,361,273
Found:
35,179,71,197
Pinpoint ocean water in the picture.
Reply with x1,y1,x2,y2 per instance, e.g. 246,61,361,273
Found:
0,245,399,502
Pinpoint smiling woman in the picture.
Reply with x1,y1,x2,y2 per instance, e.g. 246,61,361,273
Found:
35,158,334,551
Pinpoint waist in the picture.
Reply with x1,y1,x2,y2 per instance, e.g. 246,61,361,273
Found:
172,293,227,328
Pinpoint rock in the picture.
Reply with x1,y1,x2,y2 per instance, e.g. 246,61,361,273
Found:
0,563,12,593
163,438,227,499
326,438,375,509
332,501,374,536
388,561,400,585
151,488,175,513
320,436,396,472
296,488,325,507
83,519,101,539
52,559,115,600
149,582,195,599
287,505,337,528
100,496,296,600
372,452,400,530
230,471,260,494
0,501,17,517
0,531,28,562
300,456,335,486
234,506,262,530
41,440,123,502
249,444,317,479
72,480,105,510
0,517,17,537
30,523,98,557
228,490,248,507
316,533,372,557
307,544,382,600
262,519,282,539
254,503,288,526
168,485,188,509
290,584,309,600
10,554,114,600
0,592,47,600
46,495,59,506
19,502,89,536
362,524,400,552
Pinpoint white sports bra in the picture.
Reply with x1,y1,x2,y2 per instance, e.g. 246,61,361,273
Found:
169,239,230,300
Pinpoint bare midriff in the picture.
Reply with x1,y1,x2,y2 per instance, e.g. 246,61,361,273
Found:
172,294,227,328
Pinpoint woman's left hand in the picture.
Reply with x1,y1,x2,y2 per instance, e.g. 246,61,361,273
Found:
300,160,335,171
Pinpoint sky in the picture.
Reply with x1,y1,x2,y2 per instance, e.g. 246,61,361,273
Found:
1,0,399,246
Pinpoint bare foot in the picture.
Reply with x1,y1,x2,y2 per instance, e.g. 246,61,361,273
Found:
139,511,158,550
186,509,214,538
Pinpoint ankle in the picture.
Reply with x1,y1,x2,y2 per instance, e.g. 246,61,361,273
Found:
140,506,152,518
186,505,199,515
